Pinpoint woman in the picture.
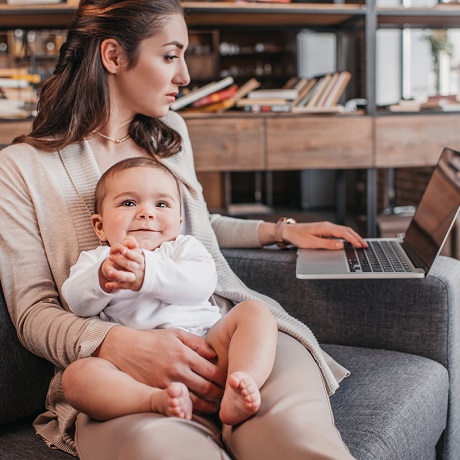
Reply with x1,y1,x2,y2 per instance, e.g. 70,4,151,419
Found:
0,0,365,458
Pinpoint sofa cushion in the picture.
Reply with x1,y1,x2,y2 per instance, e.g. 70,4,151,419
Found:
0,419,73,459
0,287,54,425
324,344,448,460
0,344,447,460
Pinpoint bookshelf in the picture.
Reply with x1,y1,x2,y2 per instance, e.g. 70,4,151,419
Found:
1,1,460,235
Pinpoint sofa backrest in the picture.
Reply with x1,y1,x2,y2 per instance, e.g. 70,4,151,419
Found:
0,284,53,425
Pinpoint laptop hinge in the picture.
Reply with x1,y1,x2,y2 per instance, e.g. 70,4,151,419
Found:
402,240,429,273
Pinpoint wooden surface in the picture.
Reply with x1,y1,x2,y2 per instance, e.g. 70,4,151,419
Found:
2,114,460,171
186,117,265,172
0,119,32,146
375,114,460,168
266,116,373,170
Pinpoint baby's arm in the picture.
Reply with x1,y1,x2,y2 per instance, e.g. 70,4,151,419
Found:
100,236,145,292
142,235,217,305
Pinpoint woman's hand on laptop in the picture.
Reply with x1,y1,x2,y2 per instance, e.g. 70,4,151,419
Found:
259,220,368,250
288,221,367,249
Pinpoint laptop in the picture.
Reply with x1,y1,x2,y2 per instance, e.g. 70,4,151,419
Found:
296,147,460,279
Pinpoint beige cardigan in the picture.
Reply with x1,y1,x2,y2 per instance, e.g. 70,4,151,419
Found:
0,111,347,455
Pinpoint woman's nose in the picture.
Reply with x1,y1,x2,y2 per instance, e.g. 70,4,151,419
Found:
175,59,190,87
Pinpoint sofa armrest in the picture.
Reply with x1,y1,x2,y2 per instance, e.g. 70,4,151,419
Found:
222,248,460,367
0,285,53,426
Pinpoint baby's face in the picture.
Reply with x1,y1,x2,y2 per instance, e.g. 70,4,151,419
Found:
94,166,182,250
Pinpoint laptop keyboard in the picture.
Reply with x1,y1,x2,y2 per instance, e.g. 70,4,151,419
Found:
344,241,414,273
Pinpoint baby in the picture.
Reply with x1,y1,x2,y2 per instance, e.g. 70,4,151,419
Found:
62,157,278,425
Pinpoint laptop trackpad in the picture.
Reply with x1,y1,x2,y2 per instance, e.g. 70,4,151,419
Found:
296,248,348,278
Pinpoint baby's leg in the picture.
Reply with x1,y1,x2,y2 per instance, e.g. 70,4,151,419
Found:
205,301,278,425
62,357,192,421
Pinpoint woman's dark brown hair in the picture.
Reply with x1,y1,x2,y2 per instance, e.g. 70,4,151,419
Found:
15,0,184,157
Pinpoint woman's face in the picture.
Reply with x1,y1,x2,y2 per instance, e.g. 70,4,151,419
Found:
112,13,190,119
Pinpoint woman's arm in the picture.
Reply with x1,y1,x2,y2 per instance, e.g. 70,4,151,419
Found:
0,149,113,368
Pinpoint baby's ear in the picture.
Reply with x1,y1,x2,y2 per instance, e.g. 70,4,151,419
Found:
91,214,107,242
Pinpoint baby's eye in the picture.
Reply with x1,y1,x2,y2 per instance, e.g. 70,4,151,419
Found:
121,200,136,207
156,201,169,208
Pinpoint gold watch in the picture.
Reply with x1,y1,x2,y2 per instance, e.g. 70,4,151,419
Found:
275,217,297,249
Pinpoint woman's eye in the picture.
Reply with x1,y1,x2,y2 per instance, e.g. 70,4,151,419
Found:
164,54,178,62
121,200,136,207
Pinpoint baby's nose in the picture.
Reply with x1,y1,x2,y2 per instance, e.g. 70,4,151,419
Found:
138,209,155,219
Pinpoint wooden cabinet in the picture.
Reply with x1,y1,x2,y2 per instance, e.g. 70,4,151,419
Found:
185,114,374,173
375,114,460,168
185,116,265,172
266,115,372,170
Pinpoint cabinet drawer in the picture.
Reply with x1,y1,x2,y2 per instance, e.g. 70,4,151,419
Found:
266,116,372,170
185,117,264,172
375,115,460,168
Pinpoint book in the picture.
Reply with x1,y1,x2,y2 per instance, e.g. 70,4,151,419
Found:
389,99,421,112
317,73,340,107
420,95,458,110
184,78,261,113
232,78,261,102
170,76,234,111
246,87,298,101
291,78,320,109
192,84,238,108
236,97,291,108
306,74,332,108
323,71,351,108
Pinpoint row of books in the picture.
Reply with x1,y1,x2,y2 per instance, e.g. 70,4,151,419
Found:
170,76,261,112
170,71,351,114
237,72,351,113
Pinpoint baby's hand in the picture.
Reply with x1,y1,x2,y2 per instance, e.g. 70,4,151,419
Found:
100,236,146,292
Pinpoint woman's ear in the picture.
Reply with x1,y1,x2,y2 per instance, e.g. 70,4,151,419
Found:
91,214,107,242
100,38,122,74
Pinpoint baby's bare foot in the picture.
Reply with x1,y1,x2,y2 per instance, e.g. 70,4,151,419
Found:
219,371,261,425
150,382,192,420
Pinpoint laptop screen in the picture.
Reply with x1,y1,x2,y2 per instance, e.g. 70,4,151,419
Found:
403,148,460,272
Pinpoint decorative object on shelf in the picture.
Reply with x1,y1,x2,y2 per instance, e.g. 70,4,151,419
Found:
426,30,453,96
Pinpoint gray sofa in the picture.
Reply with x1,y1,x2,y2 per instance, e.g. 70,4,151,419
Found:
1,248,459,459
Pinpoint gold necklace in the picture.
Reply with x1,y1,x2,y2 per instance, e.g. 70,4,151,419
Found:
95,131,131,144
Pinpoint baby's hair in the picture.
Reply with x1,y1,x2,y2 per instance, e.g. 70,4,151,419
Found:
94,157,179,214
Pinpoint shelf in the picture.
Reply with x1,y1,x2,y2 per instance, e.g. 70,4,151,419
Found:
0,4,76,29
1,3,459,33
377,5,460,29
182,2,366,28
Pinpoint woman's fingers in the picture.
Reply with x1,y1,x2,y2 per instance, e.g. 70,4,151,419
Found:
286,221,367,250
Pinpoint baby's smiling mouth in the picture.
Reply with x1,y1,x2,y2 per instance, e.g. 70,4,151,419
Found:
130,228,158,233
